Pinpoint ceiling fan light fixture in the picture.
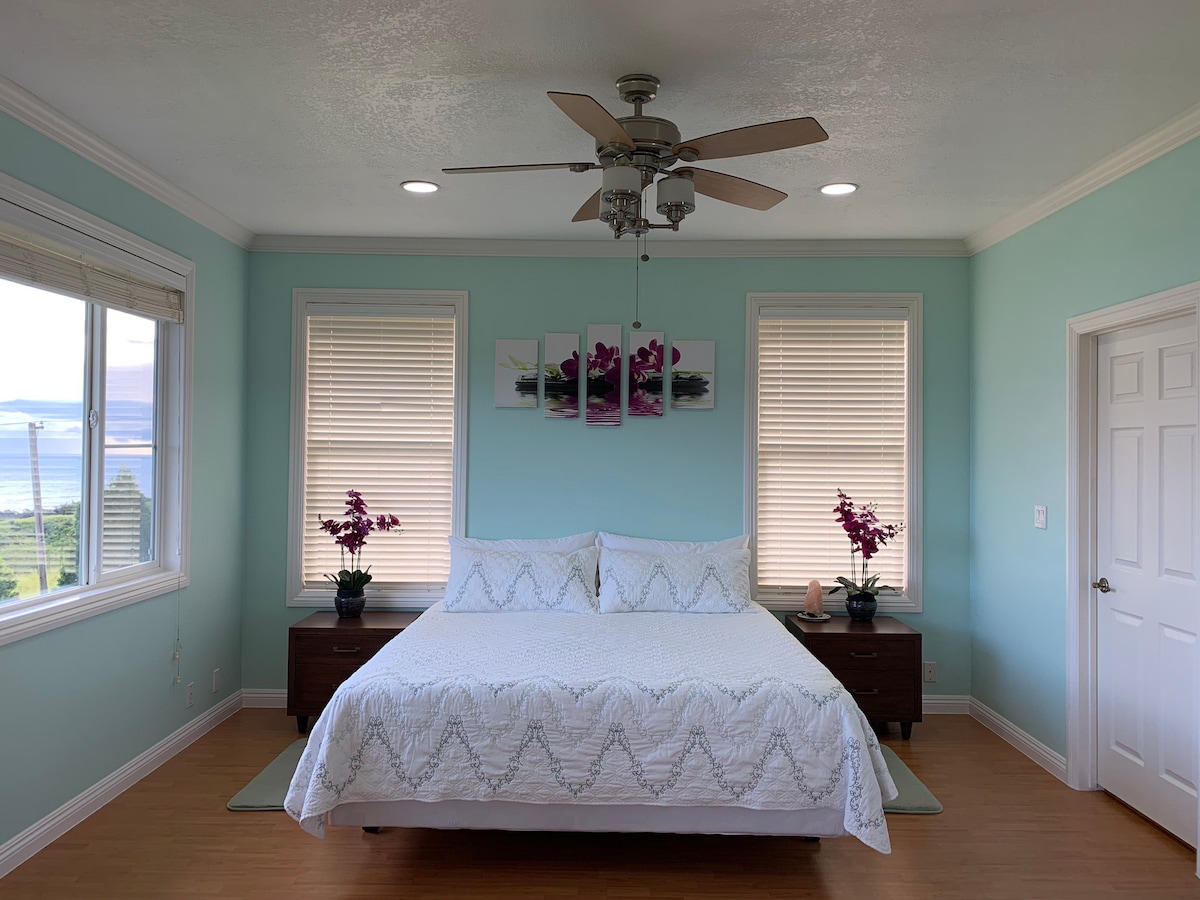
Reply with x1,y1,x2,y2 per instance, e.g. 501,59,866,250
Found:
401,180,440,194
656,174,696,223
819,182,858,196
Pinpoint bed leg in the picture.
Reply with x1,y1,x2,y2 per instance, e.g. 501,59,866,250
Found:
362,826,381,834
802,836,820,843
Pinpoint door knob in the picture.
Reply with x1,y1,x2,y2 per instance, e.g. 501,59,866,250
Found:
1091,577,1112,593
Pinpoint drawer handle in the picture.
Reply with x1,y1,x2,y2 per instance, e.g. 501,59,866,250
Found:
851,688,880,695
332,647,362,654
849,652,878,659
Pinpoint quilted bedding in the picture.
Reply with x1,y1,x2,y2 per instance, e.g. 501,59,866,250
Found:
284,602,897,852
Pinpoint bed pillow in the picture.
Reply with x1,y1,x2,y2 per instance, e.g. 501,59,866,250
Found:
443,545,599,613
597,547,754,613
449,532,597,553
597,532,750,555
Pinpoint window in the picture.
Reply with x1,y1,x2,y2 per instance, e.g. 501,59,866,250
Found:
288,289,467,606
0,175,191,646
746,294,922,612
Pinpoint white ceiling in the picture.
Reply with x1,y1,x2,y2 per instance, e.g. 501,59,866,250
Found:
1,0,1199,242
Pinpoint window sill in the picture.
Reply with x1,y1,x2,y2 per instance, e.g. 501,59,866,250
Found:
755,591,921,614
0,570,190,648
288,588,444,609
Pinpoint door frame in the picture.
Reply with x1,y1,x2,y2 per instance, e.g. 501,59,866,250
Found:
1066,281,1200,868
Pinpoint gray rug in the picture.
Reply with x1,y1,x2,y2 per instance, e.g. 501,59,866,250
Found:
228,738,942,815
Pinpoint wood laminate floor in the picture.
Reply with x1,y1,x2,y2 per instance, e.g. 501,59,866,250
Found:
3,710,1196,899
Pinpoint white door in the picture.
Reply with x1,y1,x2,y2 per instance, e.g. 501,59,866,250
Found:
1097,312,1199,847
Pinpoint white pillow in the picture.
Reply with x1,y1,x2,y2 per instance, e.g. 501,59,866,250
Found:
597,532,749,555
449,532,597,553
443,546,599,613
598,547,754,613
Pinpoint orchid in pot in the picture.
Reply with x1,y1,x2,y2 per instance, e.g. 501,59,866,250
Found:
828,490,904,622
317,490,401,618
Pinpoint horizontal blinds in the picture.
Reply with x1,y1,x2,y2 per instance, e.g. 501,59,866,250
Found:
756,316,907,595
0,231,183,323
302,314,455,590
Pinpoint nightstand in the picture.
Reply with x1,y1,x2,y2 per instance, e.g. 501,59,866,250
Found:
286,611,420,733
785,614,922,739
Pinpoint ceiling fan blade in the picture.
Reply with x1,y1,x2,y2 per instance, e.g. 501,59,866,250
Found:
571,189,603,223
674,117,828,161
548,92,636,148
442,162,596,175
675,168,787,211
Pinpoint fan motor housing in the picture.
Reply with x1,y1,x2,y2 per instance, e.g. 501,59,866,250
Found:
600,115,681,158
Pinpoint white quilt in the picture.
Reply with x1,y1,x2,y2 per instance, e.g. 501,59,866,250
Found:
285,603,897,852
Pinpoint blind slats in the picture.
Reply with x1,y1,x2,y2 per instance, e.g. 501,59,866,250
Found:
756,317,907,592
0,232,184,323
302,314,455,589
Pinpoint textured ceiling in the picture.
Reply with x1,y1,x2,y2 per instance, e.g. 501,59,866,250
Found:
1,0,1199,241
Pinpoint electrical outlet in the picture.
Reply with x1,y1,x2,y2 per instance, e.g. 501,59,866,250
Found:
212,668,221,693
922,662,937,683
186,682,194,708
1034,505,1047,530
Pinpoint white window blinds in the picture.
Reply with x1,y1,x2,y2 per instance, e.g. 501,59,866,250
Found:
0,230,184,323
755,312,909,596
302,310,456,592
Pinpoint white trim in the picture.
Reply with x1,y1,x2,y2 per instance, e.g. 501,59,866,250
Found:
744,293,924,613
241,688,287,708
0,693,240,879
966,101,1200,255
969,698,1069,784
285,289,468,608
1065,283,1200,799
250,235,969,258
0,74,254,249
923,695,971,715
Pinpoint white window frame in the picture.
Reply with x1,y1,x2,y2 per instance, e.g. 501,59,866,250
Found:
286,288,468,608
0,173,192,647
745,292,923,613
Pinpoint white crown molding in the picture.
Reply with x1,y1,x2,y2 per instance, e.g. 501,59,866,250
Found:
0,73,254,249
250,234,969,258
969,698,1069,785
966,100,1200,255
0,692,241,879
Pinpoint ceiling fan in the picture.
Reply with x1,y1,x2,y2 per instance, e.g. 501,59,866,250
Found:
442,74,828,239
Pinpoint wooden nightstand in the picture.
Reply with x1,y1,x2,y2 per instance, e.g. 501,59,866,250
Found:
287,611,420,733
785,614,923,739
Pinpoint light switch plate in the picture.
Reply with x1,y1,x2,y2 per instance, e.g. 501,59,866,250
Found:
1034,505,1047,529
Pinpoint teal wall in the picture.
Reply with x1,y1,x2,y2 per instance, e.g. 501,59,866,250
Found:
0,112,248,847
969,136,1200,754
243,253,972,695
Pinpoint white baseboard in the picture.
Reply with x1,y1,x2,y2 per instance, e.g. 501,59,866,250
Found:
923,694,971,715
969,697,1068,784
241,688,287,708
0,692,242,880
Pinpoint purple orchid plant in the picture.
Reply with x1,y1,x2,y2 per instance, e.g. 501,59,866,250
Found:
828,490,904,597
317,490,401,595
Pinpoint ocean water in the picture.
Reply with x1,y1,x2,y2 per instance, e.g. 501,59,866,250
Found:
0,453,153,513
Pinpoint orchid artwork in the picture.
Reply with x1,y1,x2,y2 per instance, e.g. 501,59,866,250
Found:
586,324,622,426
628,333,675,417
543,332,580,418
495,339,539,408
317,490,402,598
670,340,715,409
828,490,904,598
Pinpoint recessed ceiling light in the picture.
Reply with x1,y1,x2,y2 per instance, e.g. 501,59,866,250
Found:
819,182,858,196
401,180,440,194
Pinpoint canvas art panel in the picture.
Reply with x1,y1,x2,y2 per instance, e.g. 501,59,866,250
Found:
494,339,539,408
671,340,715,409
543,333,580,418
586,324,621,426
628,332,669,417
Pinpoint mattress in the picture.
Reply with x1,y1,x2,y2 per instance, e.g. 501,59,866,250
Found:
285,602,897,852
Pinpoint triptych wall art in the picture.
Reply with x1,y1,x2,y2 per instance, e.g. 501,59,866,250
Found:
495,328,714,426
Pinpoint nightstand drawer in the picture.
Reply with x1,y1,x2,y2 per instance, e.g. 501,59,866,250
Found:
838,670,920,718
292,632,394,662
802,638,915,670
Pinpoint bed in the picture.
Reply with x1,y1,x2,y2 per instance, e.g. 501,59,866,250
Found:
284,600,897,853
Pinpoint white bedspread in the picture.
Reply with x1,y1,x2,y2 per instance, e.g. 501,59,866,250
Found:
285,603,897,852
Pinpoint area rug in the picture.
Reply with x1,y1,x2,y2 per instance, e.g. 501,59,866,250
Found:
229,739,942,815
